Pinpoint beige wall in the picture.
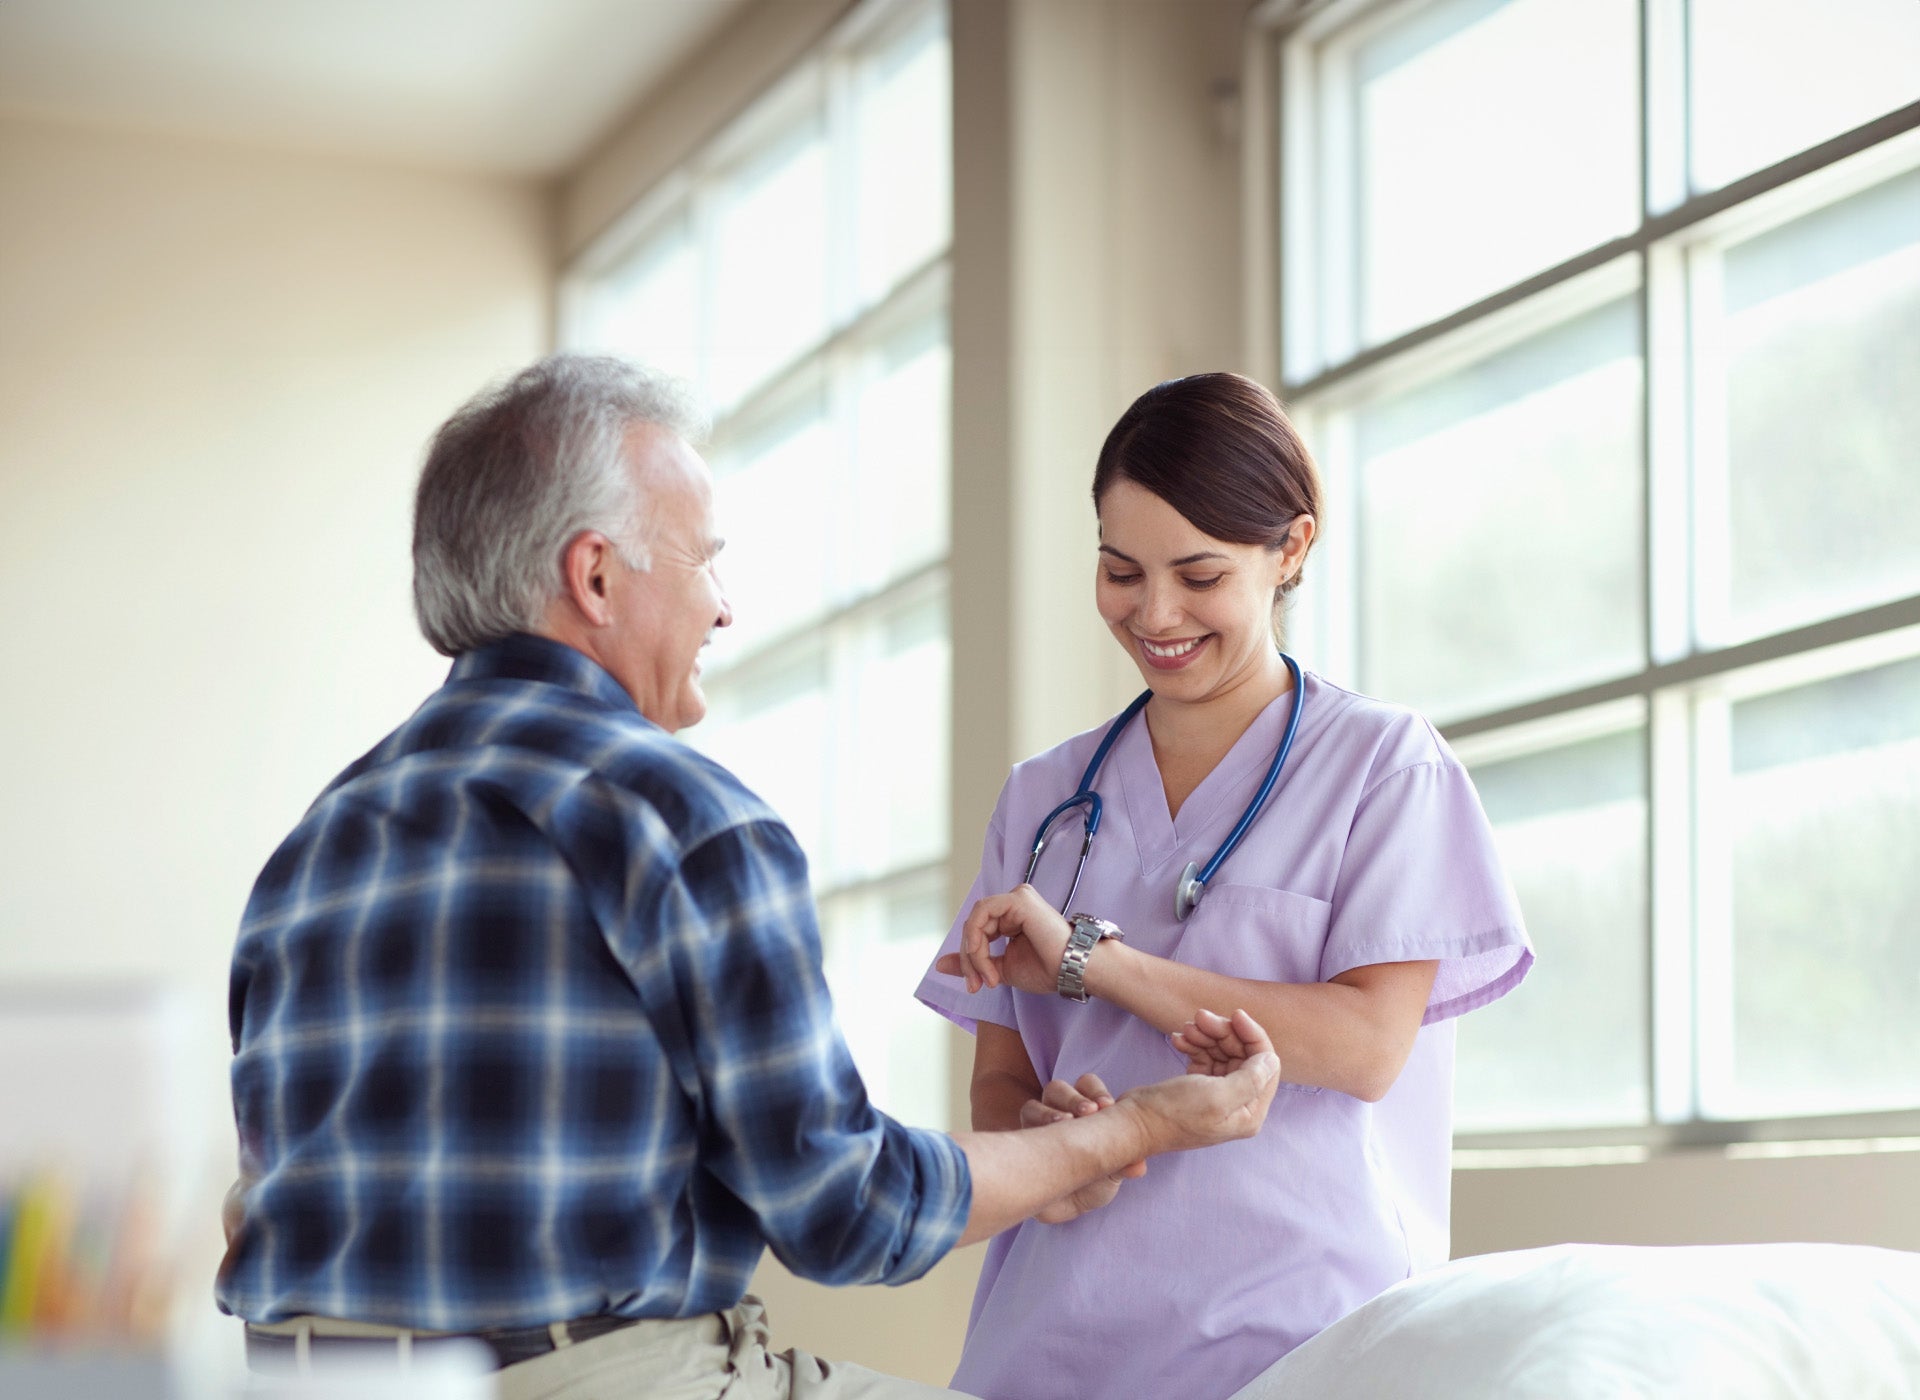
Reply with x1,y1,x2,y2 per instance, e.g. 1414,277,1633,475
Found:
1456,1148,1920,1257
0,114,550,986
0,111,551,1368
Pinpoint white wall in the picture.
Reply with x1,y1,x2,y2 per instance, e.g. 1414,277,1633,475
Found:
0,111,551,1362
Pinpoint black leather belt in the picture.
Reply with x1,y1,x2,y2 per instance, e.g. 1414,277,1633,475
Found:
245,1314,645,1372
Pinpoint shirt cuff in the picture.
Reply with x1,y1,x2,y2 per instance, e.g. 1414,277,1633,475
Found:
879,1123,971,1285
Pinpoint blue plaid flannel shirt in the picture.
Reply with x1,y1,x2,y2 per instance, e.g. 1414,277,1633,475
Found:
217,633,969,1330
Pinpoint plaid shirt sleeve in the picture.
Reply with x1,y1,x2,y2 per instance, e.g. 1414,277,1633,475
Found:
621,815,969,1286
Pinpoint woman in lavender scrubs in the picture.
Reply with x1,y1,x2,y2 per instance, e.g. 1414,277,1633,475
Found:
914,373,1533,1400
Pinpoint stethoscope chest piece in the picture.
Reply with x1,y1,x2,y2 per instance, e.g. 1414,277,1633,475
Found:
1175,862,1206,921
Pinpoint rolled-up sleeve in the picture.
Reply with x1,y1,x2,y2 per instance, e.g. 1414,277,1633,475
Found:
659,819,970,1286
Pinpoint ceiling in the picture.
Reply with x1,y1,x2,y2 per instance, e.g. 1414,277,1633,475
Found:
0,0,760,176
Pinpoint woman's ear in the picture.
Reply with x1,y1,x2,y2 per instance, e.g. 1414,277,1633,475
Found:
1279,514,1316,585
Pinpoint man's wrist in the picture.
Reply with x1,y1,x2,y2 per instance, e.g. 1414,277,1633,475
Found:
1103,1095,1161,1166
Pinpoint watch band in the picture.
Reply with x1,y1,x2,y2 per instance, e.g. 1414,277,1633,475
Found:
1057,913,1123,1003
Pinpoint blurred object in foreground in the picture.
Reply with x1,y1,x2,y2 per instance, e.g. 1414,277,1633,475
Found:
0,983,198,1385
0,1172,169,1346
236,1345,496,1399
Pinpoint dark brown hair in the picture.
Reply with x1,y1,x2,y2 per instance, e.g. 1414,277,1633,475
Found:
1092,373,1322,624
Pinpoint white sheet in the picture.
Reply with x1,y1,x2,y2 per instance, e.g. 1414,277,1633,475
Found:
1232,1242,1920,1399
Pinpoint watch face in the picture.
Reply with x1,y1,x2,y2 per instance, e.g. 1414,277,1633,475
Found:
1071,914,1120,943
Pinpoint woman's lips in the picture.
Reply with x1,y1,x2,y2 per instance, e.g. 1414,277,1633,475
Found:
1137,634,1211,671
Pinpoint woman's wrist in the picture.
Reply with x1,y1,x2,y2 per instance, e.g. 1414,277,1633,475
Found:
1079,934,1136,1006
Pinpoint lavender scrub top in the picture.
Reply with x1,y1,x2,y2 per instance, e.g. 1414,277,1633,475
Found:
914,670,1532,1400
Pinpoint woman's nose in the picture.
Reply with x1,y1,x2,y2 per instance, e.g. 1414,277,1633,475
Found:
1139,580,1183,632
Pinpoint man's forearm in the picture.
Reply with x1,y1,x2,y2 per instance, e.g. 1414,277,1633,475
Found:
949,1104,1152,1246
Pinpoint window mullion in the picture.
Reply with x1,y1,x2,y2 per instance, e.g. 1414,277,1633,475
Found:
1686,242,1731,649
1642,0,1690,216
824,47,861,335
1690,687,1735,1119
1649,686,1696,1123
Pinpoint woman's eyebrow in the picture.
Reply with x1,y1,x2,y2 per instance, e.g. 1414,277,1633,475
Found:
1099,544,1230,567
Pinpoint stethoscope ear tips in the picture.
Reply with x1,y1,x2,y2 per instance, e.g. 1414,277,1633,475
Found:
1175,862,1205,921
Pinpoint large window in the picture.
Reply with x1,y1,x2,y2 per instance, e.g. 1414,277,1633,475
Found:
563,0,954,1129
1273,0,1920,1145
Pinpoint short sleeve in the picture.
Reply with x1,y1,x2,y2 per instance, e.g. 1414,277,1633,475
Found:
1321,759,1532,1024
915,794,1019,1037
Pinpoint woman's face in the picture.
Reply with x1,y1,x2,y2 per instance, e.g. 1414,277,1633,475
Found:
1095,477,1308,704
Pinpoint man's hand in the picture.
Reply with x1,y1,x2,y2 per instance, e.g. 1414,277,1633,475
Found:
934,884,1071,996
1018,1073,1145,1223
952,1011,1281,1247
1120,1009,1282,1154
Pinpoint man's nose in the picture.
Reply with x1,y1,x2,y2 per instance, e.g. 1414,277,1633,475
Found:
715,591,734,629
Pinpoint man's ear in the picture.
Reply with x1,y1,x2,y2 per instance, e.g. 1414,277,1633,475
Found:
559,531,617,628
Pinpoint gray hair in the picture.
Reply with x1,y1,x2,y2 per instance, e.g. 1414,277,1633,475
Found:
411,354,707,657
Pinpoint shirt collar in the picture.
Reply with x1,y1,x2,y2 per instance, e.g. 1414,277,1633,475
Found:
447,633,643,719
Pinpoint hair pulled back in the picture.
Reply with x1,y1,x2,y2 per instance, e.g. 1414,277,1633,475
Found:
1092,372,1322,633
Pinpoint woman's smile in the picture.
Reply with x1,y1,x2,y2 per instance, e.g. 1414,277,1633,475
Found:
1137,633,1213,669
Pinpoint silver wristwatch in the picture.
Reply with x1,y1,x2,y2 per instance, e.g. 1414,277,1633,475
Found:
1057,913,1124,1003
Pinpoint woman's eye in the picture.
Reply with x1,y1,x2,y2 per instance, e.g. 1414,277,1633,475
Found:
1103,570,1142,585
1184,575,1225,590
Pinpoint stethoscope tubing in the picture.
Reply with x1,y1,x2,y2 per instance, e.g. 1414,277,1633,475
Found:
1025,654,1306,921
1192,652,1305,890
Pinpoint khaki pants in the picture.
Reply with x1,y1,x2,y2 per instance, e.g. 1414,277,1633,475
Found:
495,1296,966,1400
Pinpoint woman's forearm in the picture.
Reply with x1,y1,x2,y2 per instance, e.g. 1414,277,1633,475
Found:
971,1067,1039,1132
1081,941,1435,1102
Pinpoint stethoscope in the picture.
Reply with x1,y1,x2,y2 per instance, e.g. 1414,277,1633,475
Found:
1024,652,1306,921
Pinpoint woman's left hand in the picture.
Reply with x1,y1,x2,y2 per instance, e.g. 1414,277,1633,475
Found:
934,884,1071,996
1018,1072,1147,1222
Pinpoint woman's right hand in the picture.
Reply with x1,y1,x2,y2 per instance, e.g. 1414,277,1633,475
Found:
1020,1072,1146,1223
935,884,1072,996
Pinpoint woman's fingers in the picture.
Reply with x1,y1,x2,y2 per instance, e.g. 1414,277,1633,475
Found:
960,909,990,992
1073,1072,1115,1108
959,899,1011,992
1040,1078,1100,1117
1019,1098,1073,1128
935,949,1005,994
1226,1008,1275,1061
1191,1007,1248,1059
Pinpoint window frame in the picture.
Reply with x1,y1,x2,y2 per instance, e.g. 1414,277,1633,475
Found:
1259,0,1920,1152
557,0,956,1126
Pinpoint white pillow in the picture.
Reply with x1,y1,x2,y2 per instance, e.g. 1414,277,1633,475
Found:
1232,1242,1920,1400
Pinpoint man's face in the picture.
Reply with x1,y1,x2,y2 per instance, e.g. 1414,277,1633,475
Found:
603,424,731,732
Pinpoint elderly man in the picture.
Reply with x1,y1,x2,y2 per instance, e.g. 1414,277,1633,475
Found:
217,355,1281,1399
